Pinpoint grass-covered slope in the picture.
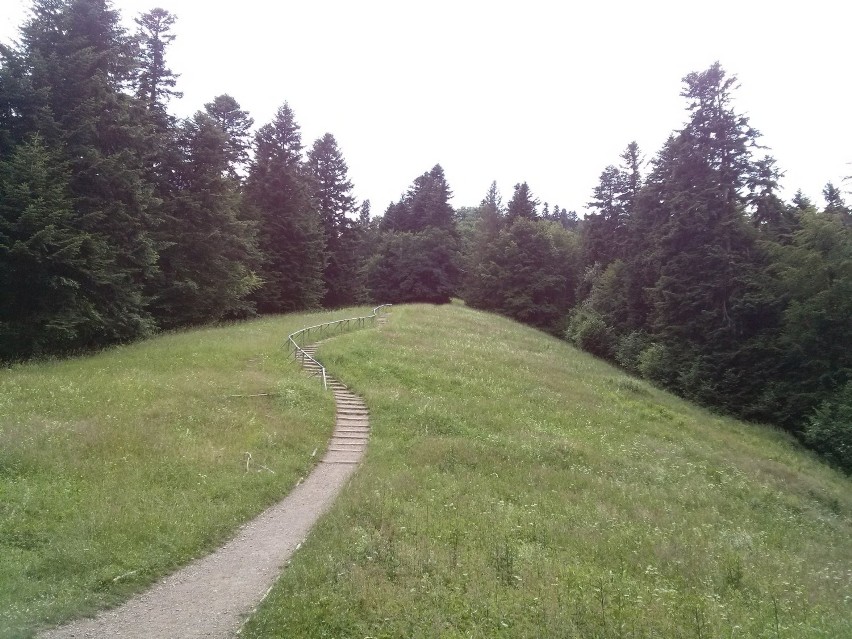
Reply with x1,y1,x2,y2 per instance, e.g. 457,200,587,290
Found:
243,303,851,638
0,310,377,638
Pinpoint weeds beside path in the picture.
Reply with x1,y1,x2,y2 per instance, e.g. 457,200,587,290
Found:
0,309,376,638
37,314,377,638
242,303,852,638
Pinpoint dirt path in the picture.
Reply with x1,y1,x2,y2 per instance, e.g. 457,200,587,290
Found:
41,343,370,638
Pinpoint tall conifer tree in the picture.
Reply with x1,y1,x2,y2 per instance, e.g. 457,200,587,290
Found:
623,63,773,407
380,165,455,233
204,94,254,180
150,111,260,326
246,103,325,312
307,133,360,307
0,136,119,357
582,142,642,267
370,165,459,303
8,0,159,345
134,7,181,123
506,182,539,221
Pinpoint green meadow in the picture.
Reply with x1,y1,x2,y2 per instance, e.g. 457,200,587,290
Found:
1,304,850,638
0,309,377,638
243,304,851,638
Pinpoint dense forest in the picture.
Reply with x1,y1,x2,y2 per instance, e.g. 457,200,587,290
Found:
1,0,849,472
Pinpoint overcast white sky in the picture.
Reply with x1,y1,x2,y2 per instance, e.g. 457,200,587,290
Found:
2,0,850,214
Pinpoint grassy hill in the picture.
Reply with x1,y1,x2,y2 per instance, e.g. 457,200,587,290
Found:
242,303,851,638
0,309,371,638
1,304,849,637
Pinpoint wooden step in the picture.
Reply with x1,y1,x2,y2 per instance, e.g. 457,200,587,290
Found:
295,336,376,466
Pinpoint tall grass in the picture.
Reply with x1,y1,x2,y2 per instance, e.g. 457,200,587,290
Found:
0,309,376,638
242,303,852,638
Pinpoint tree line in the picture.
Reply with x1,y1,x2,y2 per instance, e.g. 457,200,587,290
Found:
1,1,849,471
0,0,372,360
461,65,851,473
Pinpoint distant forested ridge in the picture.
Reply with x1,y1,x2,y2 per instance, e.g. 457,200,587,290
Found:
1,1,849,470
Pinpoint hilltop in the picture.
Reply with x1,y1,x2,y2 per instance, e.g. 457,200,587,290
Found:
1,304,849,637
245,303,851,638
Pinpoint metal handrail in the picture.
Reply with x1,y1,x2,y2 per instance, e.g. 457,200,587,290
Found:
287,304,391,390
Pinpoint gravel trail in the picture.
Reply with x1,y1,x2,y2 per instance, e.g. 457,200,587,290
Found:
41,343,370,638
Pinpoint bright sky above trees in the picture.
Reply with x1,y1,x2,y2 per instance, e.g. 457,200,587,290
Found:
2,0,849,212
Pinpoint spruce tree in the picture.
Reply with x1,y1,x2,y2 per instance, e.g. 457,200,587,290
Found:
0,135,120,358
822,182,849,216
306,133,360,307
150,111,260,326
747,156,787,226
506,182,539,221
631,64,772,406
8,0,159,346
354,200,378,302
366,228,460,305
480,180,504,236
464,178,579,331
582,142,642,267
370,165,460,303
792,190,813,212
358,200,371,229
619,141,643,213
465,218,578,332
0,41,40,156
380,164,455,233
463,181,504,307
134,7,181,123
246,103,325,312
764,210,852,428
583,165,628,265
204,94,254,180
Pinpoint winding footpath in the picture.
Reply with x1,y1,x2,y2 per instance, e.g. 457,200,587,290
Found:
41,337,373,638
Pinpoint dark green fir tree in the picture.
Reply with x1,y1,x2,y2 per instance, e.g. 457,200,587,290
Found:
306,133,361,307
246,103,326,312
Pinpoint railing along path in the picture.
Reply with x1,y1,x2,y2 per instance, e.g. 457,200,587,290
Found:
41,306,391,638
287,304,391,390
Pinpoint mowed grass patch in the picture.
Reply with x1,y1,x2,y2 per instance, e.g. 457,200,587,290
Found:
0,309,376,638
243,303,852,638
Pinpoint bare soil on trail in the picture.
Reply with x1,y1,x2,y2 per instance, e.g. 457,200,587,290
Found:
41,344,370,639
